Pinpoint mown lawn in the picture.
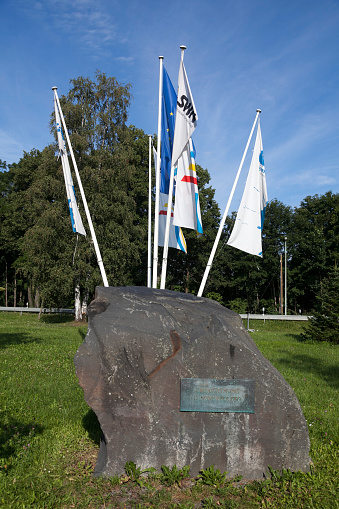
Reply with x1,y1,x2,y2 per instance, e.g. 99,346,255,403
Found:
0,313,338,508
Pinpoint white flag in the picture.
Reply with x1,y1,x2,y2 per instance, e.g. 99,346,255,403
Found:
172,138,203,234
158,192,187,253
54,102,86,236
227,121,268,256
153,147,186,252
171,60,198,167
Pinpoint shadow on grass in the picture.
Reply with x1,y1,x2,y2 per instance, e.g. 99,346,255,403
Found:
77,328,87,341
0,332,43,350
277,353,339,389
0,416,44,473
40,314,75,324
82,409,101,445
286,333,305,342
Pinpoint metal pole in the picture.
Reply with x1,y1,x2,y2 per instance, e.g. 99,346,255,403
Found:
280,253,283,315
52,87,109,287
152,56,164,288
284,236,287,315
160,45,186,290
147,135,152,287
197,109,261,297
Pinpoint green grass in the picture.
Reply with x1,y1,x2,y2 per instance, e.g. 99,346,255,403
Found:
0,313,338,508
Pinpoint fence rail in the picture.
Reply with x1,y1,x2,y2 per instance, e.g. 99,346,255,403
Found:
0,307,310,320
0,306,74,314
239,313,309,321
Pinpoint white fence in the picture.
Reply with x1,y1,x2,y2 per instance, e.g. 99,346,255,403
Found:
239,313,309,321
0,307,310,321
0,306,74,314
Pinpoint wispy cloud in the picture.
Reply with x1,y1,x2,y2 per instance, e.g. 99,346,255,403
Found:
286,167,337,188
16,0,123,55
0,130,24,164
115,56,134,64
268,111,337,165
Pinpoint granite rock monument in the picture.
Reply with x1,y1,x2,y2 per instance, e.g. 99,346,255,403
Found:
74,286,311,479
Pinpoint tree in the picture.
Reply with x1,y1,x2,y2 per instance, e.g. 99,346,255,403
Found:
259,199,293,313
44,72,146,309
0,160,13,306
289,192,339,313
0,72,149,311
200,199,293,313
2,72,338,315
0,153,46,307
302,266,339,344
19,146,77,307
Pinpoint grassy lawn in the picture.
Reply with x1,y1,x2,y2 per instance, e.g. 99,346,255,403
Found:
0,313,338,508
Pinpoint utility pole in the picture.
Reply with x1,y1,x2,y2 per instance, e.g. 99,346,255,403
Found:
280,253,283,315
284,236,287,315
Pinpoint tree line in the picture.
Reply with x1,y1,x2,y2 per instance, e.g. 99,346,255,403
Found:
1,72,338,316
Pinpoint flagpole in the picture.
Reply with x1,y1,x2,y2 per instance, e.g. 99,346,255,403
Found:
160,45,186,290
147,135,153,287
197,109,261,297
152,56,164,288
52,87,109,288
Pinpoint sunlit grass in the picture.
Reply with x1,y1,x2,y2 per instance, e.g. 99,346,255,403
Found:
0,313,338,508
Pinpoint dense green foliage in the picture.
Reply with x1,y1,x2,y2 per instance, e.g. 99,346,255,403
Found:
302,266,339,344
0,314,337,507
1,71,339,316
203,194,339,315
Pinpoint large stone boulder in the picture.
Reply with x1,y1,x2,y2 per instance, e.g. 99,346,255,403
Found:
74,286,310,479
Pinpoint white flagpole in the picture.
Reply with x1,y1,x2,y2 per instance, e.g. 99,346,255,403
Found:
197,109,261,297
152,56,164,288
147,134,152,287
160,45,186,290
160,46,186,290
52,87,109,288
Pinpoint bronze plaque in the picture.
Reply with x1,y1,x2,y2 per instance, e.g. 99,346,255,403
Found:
180,378,255,413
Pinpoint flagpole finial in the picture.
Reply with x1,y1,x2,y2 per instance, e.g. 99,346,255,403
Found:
52,86,57,90
180,45,186,62
159,56,164,60
256,109,262,113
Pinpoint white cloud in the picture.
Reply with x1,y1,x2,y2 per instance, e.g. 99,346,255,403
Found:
16,0,123,54
115,56,134,64
268,110,338,164
0,130,24,164
290,168,337,187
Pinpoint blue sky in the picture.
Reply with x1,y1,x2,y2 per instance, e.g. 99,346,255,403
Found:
1,0,338,215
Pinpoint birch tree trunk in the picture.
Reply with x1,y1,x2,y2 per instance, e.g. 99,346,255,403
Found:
81,288,89,319
5,260,8,307
13,271,17,307
75,283,82,321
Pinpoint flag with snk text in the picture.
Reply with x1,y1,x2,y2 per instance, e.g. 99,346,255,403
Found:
171,59,198,167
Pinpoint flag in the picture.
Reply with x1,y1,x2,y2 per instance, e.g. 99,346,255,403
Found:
158,192,187,253
54,101,86,236
170,58,202,234
172,138,203,234
227,121,268,256
160,66,177,194
153,148,187,253
171,59,198,167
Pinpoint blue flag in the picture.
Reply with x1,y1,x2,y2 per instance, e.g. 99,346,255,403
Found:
160,66,177,194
